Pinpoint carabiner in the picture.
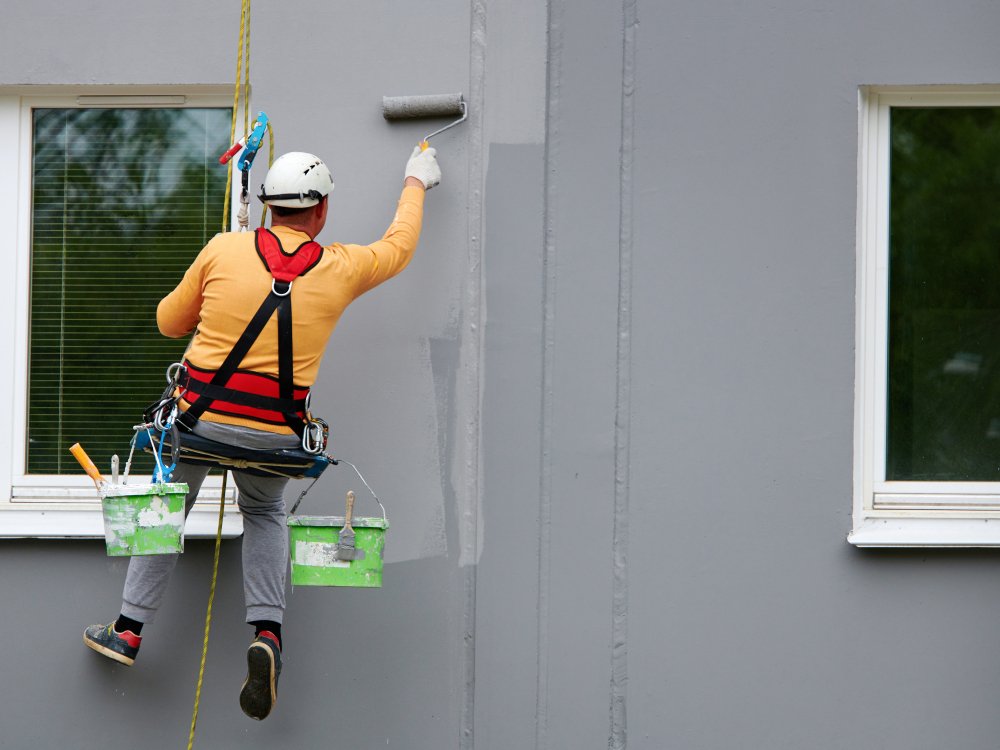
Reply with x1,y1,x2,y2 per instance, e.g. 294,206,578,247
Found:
165,361,188,387
301,418,328,455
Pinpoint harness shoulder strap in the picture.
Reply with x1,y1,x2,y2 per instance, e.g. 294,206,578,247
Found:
254,227,323,283
178,229,324,435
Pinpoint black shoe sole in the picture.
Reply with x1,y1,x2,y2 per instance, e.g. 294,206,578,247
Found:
239,643,276,720
83,633,135,666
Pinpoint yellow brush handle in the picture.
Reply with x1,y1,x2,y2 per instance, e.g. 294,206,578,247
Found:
69,443,104,486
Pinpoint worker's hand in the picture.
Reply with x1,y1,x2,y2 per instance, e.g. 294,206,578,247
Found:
404,145,441,190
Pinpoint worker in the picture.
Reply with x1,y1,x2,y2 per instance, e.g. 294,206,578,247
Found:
83,145,441,721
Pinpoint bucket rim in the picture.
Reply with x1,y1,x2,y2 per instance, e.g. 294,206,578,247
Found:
287,514,389,529
101,482,190,498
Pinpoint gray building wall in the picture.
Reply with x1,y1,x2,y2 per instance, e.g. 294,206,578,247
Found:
3,1,1000,748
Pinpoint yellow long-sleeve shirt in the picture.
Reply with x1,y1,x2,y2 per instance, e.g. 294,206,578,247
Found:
157,185,425,433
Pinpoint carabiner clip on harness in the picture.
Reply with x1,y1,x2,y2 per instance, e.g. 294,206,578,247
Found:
138,363,185,482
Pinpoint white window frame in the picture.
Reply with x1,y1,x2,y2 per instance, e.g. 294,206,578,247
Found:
852,85,1000,547
0,85,243,538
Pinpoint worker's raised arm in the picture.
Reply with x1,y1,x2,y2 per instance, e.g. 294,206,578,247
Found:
337,146,441,295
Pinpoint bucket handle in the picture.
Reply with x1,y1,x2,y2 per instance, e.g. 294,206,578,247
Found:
289,458,386,523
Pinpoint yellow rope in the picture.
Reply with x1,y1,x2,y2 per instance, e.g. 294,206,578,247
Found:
188,2,253,746
222,0,252,232
186,470,228,750
243,1,251,139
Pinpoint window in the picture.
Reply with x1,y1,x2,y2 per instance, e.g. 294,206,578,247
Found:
0,88,240,537
853,86,1000,546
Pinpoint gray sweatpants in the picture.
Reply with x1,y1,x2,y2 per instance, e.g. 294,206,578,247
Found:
120,422,300,625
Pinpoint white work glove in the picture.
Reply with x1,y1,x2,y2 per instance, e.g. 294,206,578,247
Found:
405,145,442,190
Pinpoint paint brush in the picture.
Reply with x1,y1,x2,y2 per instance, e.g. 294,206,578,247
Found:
69,443,105,489
336,490,358,561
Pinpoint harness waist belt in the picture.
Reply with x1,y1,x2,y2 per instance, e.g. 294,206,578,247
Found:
179,361,310,428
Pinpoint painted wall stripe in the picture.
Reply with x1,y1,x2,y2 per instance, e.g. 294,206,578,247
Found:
462,1,488,749
609,0,637,748
537,1,564,748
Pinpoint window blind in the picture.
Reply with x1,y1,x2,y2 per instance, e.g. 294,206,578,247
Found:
29,107,232,474
887,106,1000,480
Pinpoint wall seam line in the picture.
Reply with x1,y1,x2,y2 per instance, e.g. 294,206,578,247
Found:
461,2,487,749
610,1,637,749
536,0,562,748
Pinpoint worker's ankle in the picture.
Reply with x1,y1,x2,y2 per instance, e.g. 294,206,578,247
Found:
250,620,281,650
115,614,144,635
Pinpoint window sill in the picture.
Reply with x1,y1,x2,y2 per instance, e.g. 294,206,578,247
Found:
0,505,243,539
849,516,1000,547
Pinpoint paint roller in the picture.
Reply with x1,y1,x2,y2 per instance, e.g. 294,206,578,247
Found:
381,93,467,150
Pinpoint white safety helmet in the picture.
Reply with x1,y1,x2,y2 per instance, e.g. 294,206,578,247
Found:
258,152,334,208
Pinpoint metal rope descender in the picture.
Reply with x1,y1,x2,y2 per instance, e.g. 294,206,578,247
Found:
219,111,270,230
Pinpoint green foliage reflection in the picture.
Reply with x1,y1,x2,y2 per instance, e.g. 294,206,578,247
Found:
29,108,231,475
888,107,1000,480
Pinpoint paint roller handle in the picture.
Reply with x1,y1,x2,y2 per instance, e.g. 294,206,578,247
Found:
69,443,105,487
344,490,355,530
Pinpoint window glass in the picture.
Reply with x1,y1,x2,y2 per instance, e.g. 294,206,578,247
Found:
887,107,1000,480
29,107,231,474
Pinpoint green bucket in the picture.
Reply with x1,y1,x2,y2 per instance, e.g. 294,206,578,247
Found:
287,515,389,587
100,482,189,556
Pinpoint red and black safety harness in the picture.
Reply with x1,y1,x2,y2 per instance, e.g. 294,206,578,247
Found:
147,227,329,456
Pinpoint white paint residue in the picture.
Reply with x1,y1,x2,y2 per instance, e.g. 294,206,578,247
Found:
137,497,169,528
295,540,350,568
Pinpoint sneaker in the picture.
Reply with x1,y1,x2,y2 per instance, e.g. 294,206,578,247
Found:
239,631,282,720
83,622,141,666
